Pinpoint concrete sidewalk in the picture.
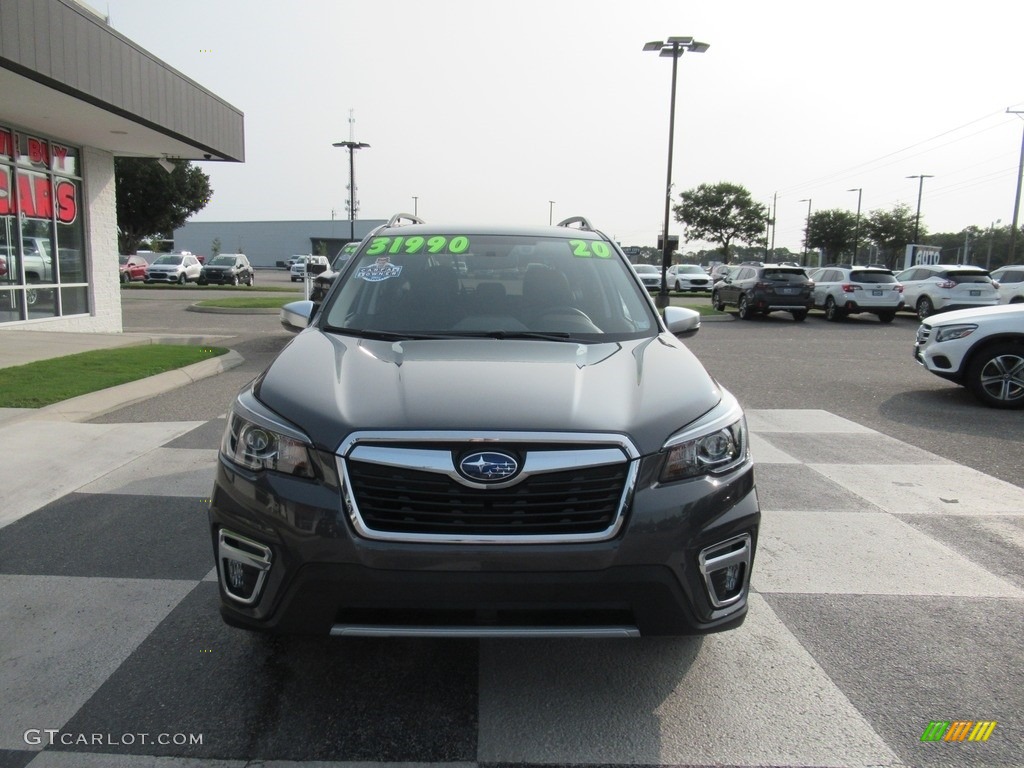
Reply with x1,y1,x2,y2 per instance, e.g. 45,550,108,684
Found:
0,329,243,426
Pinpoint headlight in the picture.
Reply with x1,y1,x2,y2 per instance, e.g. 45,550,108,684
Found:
934,324,978,343
660,392,748,483
220,408,314,477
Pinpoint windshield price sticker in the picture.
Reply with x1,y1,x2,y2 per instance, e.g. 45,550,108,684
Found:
568,239,612,258
356,257,403,282
366,235,470,256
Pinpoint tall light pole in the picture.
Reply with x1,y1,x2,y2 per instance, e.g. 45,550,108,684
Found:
987,218,1002,269
643,36,709,307
907,174,933,246
847,187,862,265
1007,108,1024,264
549,200,556,225
799,198,812,266
412,196,418,217
332,140,371,240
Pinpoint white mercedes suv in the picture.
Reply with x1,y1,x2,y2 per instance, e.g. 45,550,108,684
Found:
914,304,1024,408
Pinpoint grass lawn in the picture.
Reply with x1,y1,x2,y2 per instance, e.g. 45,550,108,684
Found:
0,345,229,408
122,283,300,293
193,296,299,309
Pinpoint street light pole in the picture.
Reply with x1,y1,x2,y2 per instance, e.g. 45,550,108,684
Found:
907,174,933,246
332,140,371,240
847,187,862,265
643,36,709,307
799,198,812,266
1007,109,1024,264
412,196,418,216
987,219,1002,269
549,200,555,225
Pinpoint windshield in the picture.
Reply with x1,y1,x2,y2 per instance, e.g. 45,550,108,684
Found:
946,271,992,284
210,255,235,266
154,255,183,265
321,231,658,340
118,256,129,265
677,265,705,274
762,269,807,282
632,264,658,274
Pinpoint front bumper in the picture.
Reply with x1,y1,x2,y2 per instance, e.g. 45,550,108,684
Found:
209,453,760,637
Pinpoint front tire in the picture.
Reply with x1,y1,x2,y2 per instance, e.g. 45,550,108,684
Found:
246,273,254,287
916,296,934,320
791,309,808,322
967,343,1024,408
712,290,725,312
878,312,896,323
177,273,186,285
120,272,129,284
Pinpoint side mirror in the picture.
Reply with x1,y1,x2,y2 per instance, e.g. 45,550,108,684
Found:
280,300,315,333
664,305,700,337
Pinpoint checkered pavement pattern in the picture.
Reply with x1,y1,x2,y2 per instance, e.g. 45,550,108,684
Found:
1,410,1021,768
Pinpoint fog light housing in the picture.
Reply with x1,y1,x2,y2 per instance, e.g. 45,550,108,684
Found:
217,529,272,605
699,534,752,609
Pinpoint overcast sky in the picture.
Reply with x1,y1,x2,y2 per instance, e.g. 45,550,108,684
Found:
106,0,1024,254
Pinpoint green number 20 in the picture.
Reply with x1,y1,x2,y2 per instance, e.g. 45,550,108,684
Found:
569,239,611,258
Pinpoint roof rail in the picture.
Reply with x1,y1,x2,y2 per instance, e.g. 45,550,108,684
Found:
556,216,595,231
385,213,425,228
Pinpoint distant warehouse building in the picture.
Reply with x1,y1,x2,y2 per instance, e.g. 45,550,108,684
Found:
173,219,386,268
0,0,244,331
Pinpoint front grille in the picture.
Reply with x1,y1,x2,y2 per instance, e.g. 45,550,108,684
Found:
346,459,628,536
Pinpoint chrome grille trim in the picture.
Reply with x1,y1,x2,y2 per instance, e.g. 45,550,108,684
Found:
336,431,639,544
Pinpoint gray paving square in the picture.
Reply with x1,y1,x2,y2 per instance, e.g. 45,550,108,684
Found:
754,464,874,512
765,593,1024,767
163,418,227,451
477,593,898,766
0,575,194,751
0,494,213,580
749,432,800,464
755,511,1024,597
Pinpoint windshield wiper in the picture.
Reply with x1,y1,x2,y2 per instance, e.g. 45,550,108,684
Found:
451,330,575,341
322,327,450,341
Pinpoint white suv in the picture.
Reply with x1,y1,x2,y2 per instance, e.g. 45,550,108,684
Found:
990,265,1024,304
290,255,329,282
807,265,903,322
894,264,999,320
914,304,1024,408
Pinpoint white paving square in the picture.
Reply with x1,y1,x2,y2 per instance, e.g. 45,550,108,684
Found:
77,448,218,498
809,463,1024,516
0,575,195,751
749,433,801,464
478,593,899,766
0,421,205,529
746,409,875,434
755,511,1024,597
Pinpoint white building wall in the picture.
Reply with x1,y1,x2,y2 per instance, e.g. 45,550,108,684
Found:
18,146,122,333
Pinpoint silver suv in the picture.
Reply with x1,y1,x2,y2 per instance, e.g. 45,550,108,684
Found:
894,264,999,320
991,265,1024,305
210,215,759,638
808,265,903,323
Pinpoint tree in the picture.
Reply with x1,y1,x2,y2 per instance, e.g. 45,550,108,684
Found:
210,237,222,258
673,182,768,262
864,203,919,269
806,209,858,263
115,158,212,254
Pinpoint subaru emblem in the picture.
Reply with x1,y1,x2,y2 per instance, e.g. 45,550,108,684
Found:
458,451,519,483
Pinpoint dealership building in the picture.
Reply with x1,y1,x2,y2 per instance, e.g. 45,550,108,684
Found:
0,0,244,331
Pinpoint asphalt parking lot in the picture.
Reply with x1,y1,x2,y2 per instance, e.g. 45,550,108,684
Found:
0,274,1021,768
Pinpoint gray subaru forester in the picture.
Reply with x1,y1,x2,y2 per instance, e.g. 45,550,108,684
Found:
210,215,759,637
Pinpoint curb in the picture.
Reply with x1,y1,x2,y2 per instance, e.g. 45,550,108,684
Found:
6,349,245,425
187,303,282,315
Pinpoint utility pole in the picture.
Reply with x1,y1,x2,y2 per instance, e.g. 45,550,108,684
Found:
1007,108,1024,264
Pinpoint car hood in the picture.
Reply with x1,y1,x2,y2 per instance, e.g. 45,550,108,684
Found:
254,331,722,455
926,303,1024,325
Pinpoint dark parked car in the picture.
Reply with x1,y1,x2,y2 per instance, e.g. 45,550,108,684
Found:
712,264,813,321
198,254,254,286
210,214,759,638
118,254,149,283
